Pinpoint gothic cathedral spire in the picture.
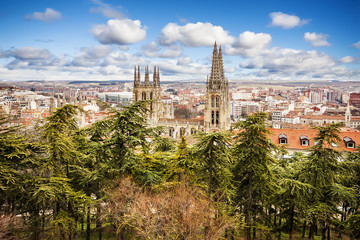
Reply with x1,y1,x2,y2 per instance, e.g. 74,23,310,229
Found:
204,42,230,132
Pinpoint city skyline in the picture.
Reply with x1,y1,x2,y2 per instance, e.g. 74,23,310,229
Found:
0,0,359,82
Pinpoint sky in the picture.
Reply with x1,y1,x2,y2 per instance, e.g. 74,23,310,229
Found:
0,0,359,82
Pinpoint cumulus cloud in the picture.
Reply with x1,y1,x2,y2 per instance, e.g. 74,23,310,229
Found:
142,42,161,58
269,12,309,29
224,31,272,57
142,42,182,58
352,41,360,49
71,45,113,66
239,47,356,79
90,0,124,19
339,56,356,64
157,59,209,77
3,47,60,70
13,47,53,60
103,51,148,67
177,57,192,66
158,22,234,46
91,19,146,45
25,8,62,22
0,48,11,58
304,32,330,47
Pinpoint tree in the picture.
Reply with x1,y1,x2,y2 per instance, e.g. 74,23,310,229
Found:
166,136,196,183
80,101,157,239
105,178,236,240
193,131,233,200
232,112,277,240
300,123,356,240
273,152,313,240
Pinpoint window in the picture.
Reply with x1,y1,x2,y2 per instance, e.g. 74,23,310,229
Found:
347,142,355,148
216,96,219,107
169,127,174,137
142,92,146,100
211,111,214,125
180,127,185,136
301,140,309,146
150,92,153,100
216,111,219,125
279,133,287,144
191,128,196,135
300,135,309,146
211,96,214,107
343,137,355,149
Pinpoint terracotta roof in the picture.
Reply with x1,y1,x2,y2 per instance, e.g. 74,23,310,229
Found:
268,128,360,152
301,115,345,120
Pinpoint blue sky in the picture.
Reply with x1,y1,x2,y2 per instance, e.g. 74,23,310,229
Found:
0,0,359,81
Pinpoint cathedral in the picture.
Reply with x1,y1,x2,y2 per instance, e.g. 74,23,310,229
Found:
204,42,230,132
132,42,230,137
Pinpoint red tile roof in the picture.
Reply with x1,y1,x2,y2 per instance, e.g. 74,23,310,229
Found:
268,128,360,152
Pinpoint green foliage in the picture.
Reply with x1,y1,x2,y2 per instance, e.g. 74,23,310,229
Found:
166,136,197,182
346,212,360,239
153,135,176,152
193,131,234,200
1,104,360,240
232,112,278,240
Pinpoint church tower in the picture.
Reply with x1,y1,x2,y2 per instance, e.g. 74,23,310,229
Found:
345,99,351,128
133,65,162,126
204,42,230,132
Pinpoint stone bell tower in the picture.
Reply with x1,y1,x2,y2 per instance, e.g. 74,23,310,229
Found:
133,65,162,126
204,42,230,132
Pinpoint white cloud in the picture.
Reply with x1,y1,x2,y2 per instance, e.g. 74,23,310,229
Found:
339,56,356,64
25,8,62,22
142,42,182,58
239,47,357,79
103,51,148,67
90,0,124,19
224,31,272,57
13,47,53,60
156,59,209,78
269,12,309,29
142,42,161,58
304,32,330,47
160,45,182,58
0,48,11,58
352,41,360,49
91,19,146,45
71,45,112,66
158,22,235,46
177,57,192,66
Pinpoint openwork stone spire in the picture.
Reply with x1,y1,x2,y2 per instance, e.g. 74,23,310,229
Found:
204,42,230,131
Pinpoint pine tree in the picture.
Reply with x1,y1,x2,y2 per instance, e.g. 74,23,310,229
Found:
300,123,356,240
232,112,277,240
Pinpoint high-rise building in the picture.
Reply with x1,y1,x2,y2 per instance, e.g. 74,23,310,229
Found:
204,43,230,131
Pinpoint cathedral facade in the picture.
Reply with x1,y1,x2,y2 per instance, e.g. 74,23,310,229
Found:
204,43,230,132
133,65,164,126
132,42,230,137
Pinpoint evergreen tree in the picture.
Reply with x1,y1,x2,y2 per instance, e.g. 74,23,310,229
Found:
232,112,277,240
193,131,233,200
300,123,356,240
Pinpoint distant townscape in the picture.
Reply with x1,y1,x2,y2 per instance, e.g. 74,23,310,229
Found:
1,43,360,153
